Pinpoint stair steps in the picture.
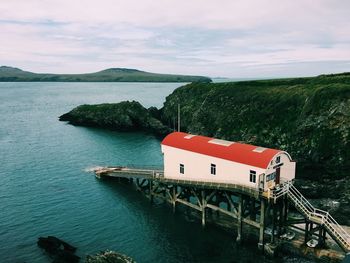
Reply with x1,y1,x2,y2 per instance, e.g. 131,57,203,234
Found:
272,181,350,252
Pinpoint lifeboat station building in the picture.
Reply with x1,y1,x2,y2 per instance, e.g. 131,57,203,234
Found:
161,132,296,191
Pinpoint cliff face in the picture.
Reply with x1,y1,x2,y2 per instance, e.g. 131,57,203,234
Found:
161,74,350,180
160,74,350,223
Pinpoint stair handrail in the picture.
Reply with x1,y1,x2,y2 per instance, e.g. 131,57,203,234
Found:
271,182,290,200
288,184,315,213
287,183,350,249
325,213,350,244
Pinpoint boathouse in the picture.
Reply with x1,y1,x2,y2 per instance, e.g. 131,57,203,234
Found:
161,132,296,190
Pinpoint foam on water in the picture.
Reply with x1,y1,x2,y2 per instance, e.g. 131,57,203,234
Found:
83,166,105,173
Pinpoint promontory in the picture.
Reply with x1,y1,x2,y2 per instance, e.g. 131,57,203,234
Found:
60,72,350,224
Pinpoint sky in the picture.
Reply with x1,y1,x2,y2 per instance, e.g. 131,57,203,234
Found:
0,0,350,78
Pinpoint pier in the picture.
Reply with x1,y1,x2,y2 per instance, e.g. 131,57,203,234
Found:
95,166,350,259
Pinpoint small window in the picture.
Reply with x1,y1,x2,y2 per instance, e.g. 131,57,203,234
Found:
266,172,276,182
276,156,281,164
179,164,184,174
250,170,256,183
210,164,216,175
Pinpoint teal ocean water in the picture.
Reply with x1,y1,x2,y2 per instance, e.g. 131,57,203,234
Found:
0,82,310,263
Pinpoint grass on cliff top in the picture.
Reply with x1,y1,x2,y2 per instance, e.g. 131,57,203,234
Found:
161,73,350,179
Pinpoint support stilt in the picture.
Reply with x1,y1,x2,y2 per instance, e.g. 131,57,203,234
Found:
271,204,276,243
172,186,176,213
236,194,243,243
201,189,206,227
305,221,310,244
258,199,266,250
149,180,153,203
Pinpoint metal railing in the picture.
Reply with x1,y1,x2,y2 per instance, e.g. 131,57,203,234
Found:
272,181,350,251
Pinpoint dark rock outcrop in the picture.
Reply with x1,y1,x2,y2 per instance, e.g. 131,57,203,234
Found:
37,236,80,263
59,101,172,136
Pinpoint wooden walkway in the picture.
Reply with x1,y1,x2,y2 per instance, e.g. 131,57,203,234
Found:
95,166,350,254
95,166,260,198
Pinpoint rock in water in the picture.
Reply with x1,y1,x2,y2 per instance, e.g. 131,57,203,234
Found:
37,236,80,263
86,250,136,263
59,101,171,136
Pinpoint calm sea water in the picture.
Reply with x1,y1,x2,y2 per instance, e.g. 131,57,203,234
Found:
0,82,311,263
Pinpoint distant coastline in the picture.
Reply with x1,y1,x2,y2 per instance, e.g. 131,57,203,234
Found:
0,66,212,83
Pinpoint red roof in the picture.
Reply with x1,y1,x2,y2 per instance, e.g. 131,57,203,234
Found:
161,132,283,169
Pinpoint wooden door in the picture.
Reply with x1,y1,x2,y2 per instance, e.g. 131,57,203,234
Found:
276,167,280,185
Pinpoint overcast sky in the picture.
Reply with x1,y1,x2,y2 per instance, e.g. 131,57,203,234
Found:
1,0,350,78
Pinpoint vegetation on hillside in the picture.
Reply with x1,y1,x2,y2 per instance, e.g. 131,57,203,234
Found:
0,66,212,83
161,74,350,179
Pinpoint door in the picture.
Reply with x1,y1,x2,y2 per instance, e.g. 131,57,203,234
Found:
259,173,265,191
276,167,280,185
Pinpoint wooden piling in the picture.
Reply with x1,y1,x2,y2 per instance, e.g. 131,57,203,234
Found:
258,199,266,250
149,180,153,203
236,194,243,243
172,186,176,213
201,189,206,227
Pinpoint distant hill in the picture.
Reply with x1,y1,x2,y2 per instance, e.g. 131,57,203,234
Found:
0,66,212,83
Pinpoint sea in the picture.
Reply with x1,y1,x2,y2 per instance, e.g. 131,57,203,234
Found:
0,82,312,263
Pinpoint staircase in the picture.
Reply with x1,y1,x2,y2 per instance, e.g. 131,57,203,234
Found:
272,181,350,252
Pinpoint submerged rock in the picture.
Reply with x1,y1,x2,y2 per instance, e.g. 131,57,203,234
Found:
86,250,136,263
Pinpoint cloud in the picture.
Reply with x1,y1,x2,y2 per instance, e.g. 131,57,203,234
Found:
0,0,349,77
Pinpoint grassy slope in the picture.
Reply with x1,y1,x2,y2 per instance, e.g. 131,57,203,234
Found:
161,73,350,180
0,66,211,83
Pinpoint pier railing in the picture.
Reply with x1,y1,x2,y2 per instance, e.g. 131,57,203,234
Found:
95,166,260,197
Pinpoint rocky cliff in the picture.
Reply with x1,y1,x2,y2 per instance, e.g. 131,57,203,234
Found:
161,73,350,179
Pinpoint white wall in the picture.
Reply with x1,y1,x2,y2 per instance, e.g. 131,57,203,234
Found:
162,145,265,189
265,152,296,184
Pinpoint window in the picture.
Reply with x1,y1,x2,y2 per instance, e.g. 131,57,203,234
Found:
266,172,276,182
179,164,184,174
250,170,256,183
276,156,281,164
211,164,216,175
